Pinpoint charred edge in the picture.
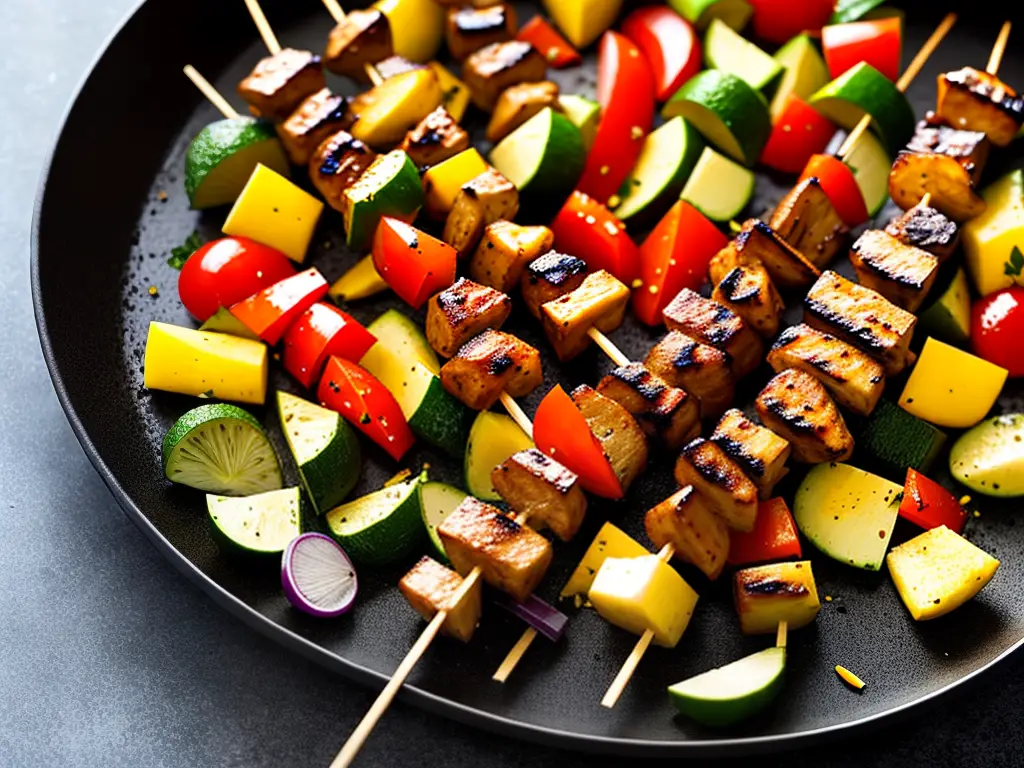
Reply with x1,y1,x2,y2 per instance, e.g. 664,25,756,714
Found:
760,396,818,434
944,68,1024,120
515,448,578,494
712,435,766,478
741,578,809,598
682,439,737,489
803,297,888,353
454,6,509,35
526,252,587,286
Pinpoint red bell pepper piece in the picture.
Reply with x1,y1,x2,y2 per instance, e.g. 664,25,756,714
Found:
318,356,415,461
822,18,902,82
516,16,581,69
798,154,869,228
229,267,329,346
282,302,376,390
533,385,622,499
899,469,968,534
728,498,802,566
620,6,701,101
576,31,655,203
551,191,640,284
372,217,457,310
748,0,834,44
972,287,1024,377
632,200,728,326
760,96,836,175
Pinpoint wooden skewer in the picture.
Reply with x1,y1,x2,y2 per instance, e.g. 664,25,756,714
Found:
243,0,281,54
776,620,788,650
499,392,533,440
587,327,631,367
987,21,1012,75
921,192,933,208
183,65,240,119
322,0,347,24
364,62,384,87
837,12,957,159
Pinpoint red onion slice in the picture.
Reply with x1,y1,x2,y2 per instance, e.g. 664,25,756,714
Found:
497,593,568,642
282,533,358,618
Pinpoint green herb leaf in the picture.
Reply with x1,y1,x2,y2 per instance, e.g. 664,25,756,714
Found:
167,231,204,270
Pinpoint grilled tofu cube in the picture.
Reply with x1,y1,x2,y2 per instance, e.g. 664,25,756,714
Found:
237,48,326,121
491,448,587,541
804,270,917,375
662,288,763,378
398,556,482,642
440,330,543,409
889,152,986,223
645,485,731,580
596,362,700,449
907,117,990,185
849,229,940,312
486,81,559,143
463,41,547,111
520,251,587,318
885,202,960,262
711,409,791,500
937,67,1024,147
645,331,736,420
398,107,470,170
540,270,630,361
470,221,555,292
734,561,821,635
446,4,517,61
769,177,847,268
768,324,886,417
571,385,649,494
437,497,553,602
715,219,822,289
443,168,520,257
374,55,428,80
426,277,512,358
277,88,354,166
674,437,759,532
309,131,377,212
755,369,854,464
713,264,784,338
324,8,392,81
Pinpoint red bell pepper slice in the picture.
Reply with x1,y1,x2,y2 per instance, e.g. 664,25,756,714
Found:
632,200,728,326
533,385,622,499
318,356,415,461
372,217,457,310
822,18,902,82
229,267,329,346
282,302,376,390
798,154,869,228
551,190,640,284
899,469,968,534
748,0,834,44
516,16,581,69
728,498,802,566
576,31,655,204
972,287,1024,377
760,96,836,175
620,6,701,101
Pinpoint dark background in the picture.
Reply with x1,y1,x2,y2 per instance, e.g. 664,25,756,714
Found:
5,0,1023,765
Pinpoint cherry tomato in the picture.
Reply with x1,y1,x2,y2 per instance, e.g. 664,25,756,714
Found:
972,286,1024,377
282,302,376,390
372,217,457,310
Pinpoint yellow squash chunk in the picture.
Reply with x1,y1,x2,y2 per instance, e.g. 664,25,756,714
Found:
374,0,445,62
962,170,1024,297
328,255,389,302
589,554,699,648
899,338,1008,429
422,148,490,219
734,561,820,636
541,0,624,48
429,61,471,123
560,522,649,599
222,164,324,263
887,525,999,621
350,69,444,149
143,322,268,404
398,556,482,642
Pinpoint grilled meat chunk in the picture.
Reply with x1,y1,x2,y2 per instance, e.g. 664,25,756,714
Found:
540,270,630,361
463,41,547,111
889,152,986,223
937,67,1024,147
486,81,559,143
803,270,917,375
324,8,392,81
674,437,759,532
309,131,376,211
768,324,886,417
471,221,555,292
849,229,940,312
426,278,512,358
277,88,354,166
755,369,854,464
437,497,553,602
711,409,791,500
440,330,543,409
645,485,731,580
713,263,785,338
662,288,763,378
713,219,821,289
492,448,587,541
734,561,821,635
884,202,960,262
398,556,482,642
906,116,990,184
571,385,649,494
238,48,325,121
645,330,736,420
443,168,520,257
769,177,847,268
596,362,700,449
521,251,587,318
399,107,470,170
446,3,517,61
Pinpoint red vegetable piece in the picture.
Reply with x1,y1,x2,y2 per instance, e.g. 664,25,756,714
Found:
516,16,581,69
632,200,728,326
728,498,802,566
178,236,296,322
318,356,415,461
372,217,457,310
551,190,640,284
229,267,329,346
798,154,869,228
282,302,376,390
620,6,701,101
822,18,902,82
972,287,1024,378
577,31,655,203
898,469,968,534
533,385,623,500
748,0,834,44
760,96,836,175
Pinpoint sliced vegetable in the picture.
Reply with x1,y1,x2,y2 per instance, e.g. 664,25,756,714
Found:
230,268,329,346
798,154,869,228
770,34,831,121
831,0,888,23
822,17,901,82
734,560,821,634
668,647,785,726
350,68,443,148
516,15,580,68
368,308,440,374
854,398,947,481
372,217,457,310
728,498,801,567
669,0,753,31
373,0,443,61
541,0,624,49
826,126,892,218
899,469,967,534
282,303,375,390
972,286,1024,377
428,62,470,124
199,307,259,339
560,522,649,598
748,0,833,44
325,475,424,565
207,487,301,556
464,411,533,501
343,150,424,250
919,266,971,347
704,18,781,91
281,533,359,618
950,414,1024,498
621,6,701,102
557,94,599,153
329,255,390,303
422,148,490,219
550,191,640,284
759,96,834,175
418,481,467,560
185,118,290,210
962,170,1024,298
680,146,755,222
496,593,569,642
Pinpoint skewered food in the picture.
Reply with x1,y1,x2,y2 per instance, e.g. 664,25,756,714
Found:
491,449,587,542
884,201,960,262
571,384,649,494
755,369,854,464
711,409,791,500
445,3,518,61
769,177,847,268
712,263,785,338
443,168,521,257
486,81,560,143
309,130,376,210
734,561,821,635
237,49,326,120
661,288,763,378
463,41,547,110
596,362,700,449
674,437,759,532
936,66,1024,147
399,556,482,642
540,270,630,360
520,251,587,318
277,88,354,166
470,221,555,292
440,329,543,409
848,229,940,312
711,219,821,290
645,330,736,419
645,485,731,580
426,278,512,358
324,8,392,81
399,107,471,170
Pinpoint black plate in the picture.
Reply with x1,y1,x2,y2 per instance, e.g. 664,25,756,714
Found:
32,0,1024,757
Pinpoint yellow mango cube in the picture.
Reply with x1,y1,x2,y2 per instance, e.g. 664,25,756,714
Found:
350,69,444,149
962,170,1024,296
541,0,624,48
422,148,489,219
887,525,999,621
143,322,268,404
429,62,470,124
560,522,649,599
589,554,699,647
222,164,323,263
899,338,1008,429
373,0,444,62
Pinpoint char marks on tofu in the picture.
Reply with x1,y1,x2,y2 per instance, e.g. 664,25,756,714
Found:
755,369,854,464
596,362,701,449
445,3,518,61
237,48,326,121
673,437,759,532
491,449,587,542
645,330,736,420
645,485,731,580
885,202,960,261
471,222,555,293
277,88,354,166
713,263,785,338
849,229,940,312
426,277,512,358
463,41,547,111
937,66,1024,147
487,81,560,143
398,556,482,643
540,270,630,361
443,168,520,257
571,385,649,495
713,219,822,289
399,107,470,170
309,131,376,211
324,9,393,81
711,408,791,500
521,250,587,318
769,177,847,269
662,288,763,378
440,330,543,409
